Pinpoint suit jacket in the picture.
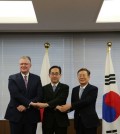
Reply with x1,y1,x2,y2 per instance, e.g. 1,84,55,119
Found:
71,84,100,128
42,82,69,128
4,73,43,123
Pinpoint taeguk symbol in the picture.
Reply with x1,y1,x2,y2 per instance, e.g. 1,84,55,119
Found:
103,91,120,122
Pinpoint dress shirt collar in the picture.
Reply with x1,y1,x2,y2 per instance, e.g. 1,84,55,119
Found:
51,82,59,87
21,72,29,81
80,83,88,89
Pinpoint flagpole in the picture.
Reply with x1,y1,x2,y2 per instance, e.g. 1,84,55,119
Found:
36,42,51,134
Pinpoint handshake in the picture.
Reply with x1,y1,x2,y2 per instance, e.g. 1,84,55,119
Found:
17,103,71,112
30,102,72,112
16,102,49,112
56,103,71,112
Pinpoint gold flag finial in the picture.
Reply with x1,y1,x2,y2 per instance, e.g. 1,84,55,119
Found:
107,42,112,52
44,42,50,49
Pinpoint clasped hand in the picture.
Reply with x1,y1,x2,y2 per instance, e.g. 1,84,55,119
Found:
30,102,48,108
56,104,71,112
17,105,26,112
30,102,71,112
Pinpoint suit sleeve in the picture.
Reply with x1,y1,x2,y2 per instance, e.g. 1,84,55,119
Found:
71,86,98,110
30,77,43,103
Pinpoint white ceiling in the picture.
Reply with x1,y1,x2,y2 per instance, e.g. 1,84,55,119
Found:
0,0,120,32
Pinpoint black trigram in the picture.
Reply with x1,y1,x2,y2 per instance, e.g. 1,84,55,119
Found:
106,129,117,134
105,74,116,85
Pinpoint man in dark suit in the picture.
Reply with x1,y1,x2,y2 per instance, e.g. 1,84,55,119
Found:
31,66,69,134
4,56,43,134
56,68,100,134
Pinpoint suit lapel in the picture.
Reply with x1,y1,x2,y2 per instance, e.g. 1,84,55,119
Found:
54,82,61,94
47,83,61,94
16,73,26,90
75,86,80,100
81,84,90,98
47,83,54,93
72,86,80,101
27,73,33,91
16,73,33,91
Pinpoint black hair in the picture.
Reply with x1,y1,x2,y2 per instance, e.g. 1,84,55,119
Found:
49,66,62,74
77,68,90,76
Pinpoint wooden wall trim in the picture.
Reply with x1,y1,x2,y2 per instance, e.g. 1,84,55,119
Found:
0,119,102,134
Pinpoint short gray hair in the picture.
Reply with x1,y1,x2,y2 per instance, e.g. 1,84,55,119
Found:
20,56,31,63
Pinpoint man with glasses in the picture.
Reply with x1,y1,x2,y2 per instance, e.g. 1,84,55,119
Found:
56,68,100,134
31,65,69,134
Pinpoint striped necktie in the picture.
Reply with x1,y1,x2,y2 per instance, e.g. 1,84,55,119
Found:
24,75,28,88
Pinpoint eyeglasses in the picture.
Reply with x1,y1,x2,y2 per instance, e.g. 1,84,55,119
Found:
50,72,60,76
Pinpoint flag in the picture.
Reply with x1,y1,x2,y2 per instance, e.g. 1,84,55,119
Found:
36,46,50,134
40,48,50,86
102,44,120,134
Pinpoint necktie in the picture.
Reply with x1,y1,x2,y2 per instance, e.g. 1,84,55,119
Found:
24,75,28,88
79,87,84,99
53,85,56,92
